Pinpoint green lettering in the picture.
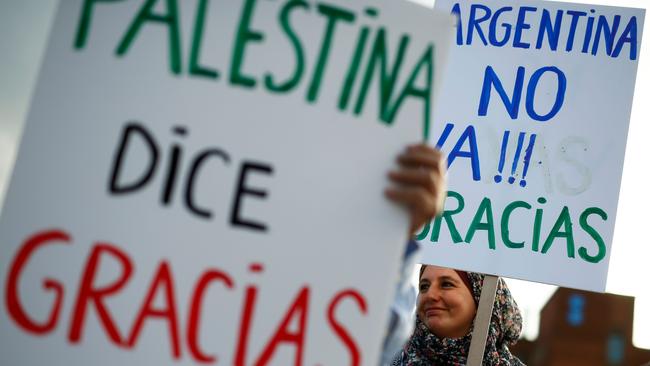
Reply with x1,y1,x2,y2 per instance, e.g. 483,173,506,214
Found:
75,0,125,49
116,0,182,75
578,207,608,263
230,0,264,88
429,191,464,244
541,206,575,258
265,0,309,93
306,5,355,103
501,200,531,249
384,44,433,140
338,26,370,111
532,197,547,252
414,222,430,241
353,29,409,123
189,0,218,79
465,197,496,250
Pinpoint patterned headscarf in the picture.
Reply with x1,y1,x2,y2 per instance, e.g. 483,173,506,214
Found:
391,270,525,366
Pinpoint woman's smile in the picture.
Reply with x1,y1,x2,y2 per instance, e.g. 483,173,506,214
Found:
417,266,477,339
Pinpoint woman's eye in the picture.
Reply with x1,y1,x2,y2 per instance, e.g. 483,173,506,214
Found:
419,283,429,292
441,281,454,288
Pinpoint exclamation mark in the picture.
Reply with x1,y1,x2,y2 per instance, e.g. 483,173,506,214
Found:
508,132,527,184
494,130,510,183
519,134,537,187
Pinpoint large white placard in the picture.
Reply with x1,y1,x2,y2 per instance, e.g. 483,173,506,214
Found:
0,1,452,365
420,0,644,292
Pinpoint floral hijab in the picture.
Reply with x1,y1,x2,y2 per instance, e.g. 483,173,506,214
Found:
391,272,525,366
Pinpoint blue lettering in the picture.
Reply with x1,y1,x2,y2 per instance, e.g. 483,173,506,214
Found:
489,7,513,47
581,12,596,53
452,3,463,46
447,125,481,181
612,16,638,60
565,10,587,52
478,65,525,119
526,66,566,122
467,4,491,46
435,123,455,149
592,15,621,56
451,3,634,59
513,6,536,49
536,9,563,50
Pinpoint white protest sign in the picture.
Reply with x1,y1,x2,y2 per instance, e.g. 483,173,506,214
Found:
0,1,452,365
418,0,644,292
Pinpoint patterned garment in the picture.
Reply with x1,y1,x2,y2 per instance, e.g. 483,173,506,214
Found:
391,273,525,366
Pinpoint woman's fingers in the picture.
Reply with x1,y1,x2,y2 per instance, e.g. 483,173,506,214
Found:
397,144,446,172
385,186,434,209
388,168,436,191
387,144,447,235
385,185,445,230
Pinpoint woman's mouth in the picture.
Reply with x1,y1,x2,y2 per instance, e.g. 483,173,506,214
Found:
424,307,447,316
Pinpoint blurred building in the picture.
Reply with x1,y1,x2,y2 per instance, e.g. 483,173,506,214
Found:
511,288,650,366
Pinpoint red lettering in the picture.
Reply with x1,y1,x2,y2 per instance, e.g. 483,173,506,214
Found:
6,230,368,365
127,261,181,359
187,269,234,364
234,263,264,366
5,229,70,334
68,244,133,346
254,287,310,366
327,289,368,366
234,286,257,366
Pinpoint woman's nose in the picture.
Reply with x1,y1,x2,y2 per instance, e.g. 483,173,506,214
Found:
425,287,441,301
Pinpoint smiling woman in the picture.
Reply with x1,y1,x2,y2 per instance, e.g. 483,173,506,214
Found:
392,265,525,365
417,266,477,339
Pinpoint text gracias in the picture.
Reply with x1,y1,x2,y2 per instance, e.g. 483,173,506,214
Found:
6,228,368,366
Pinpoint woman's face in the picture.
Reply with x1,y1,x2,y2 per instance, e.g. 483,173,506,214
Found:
417,266,477,338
